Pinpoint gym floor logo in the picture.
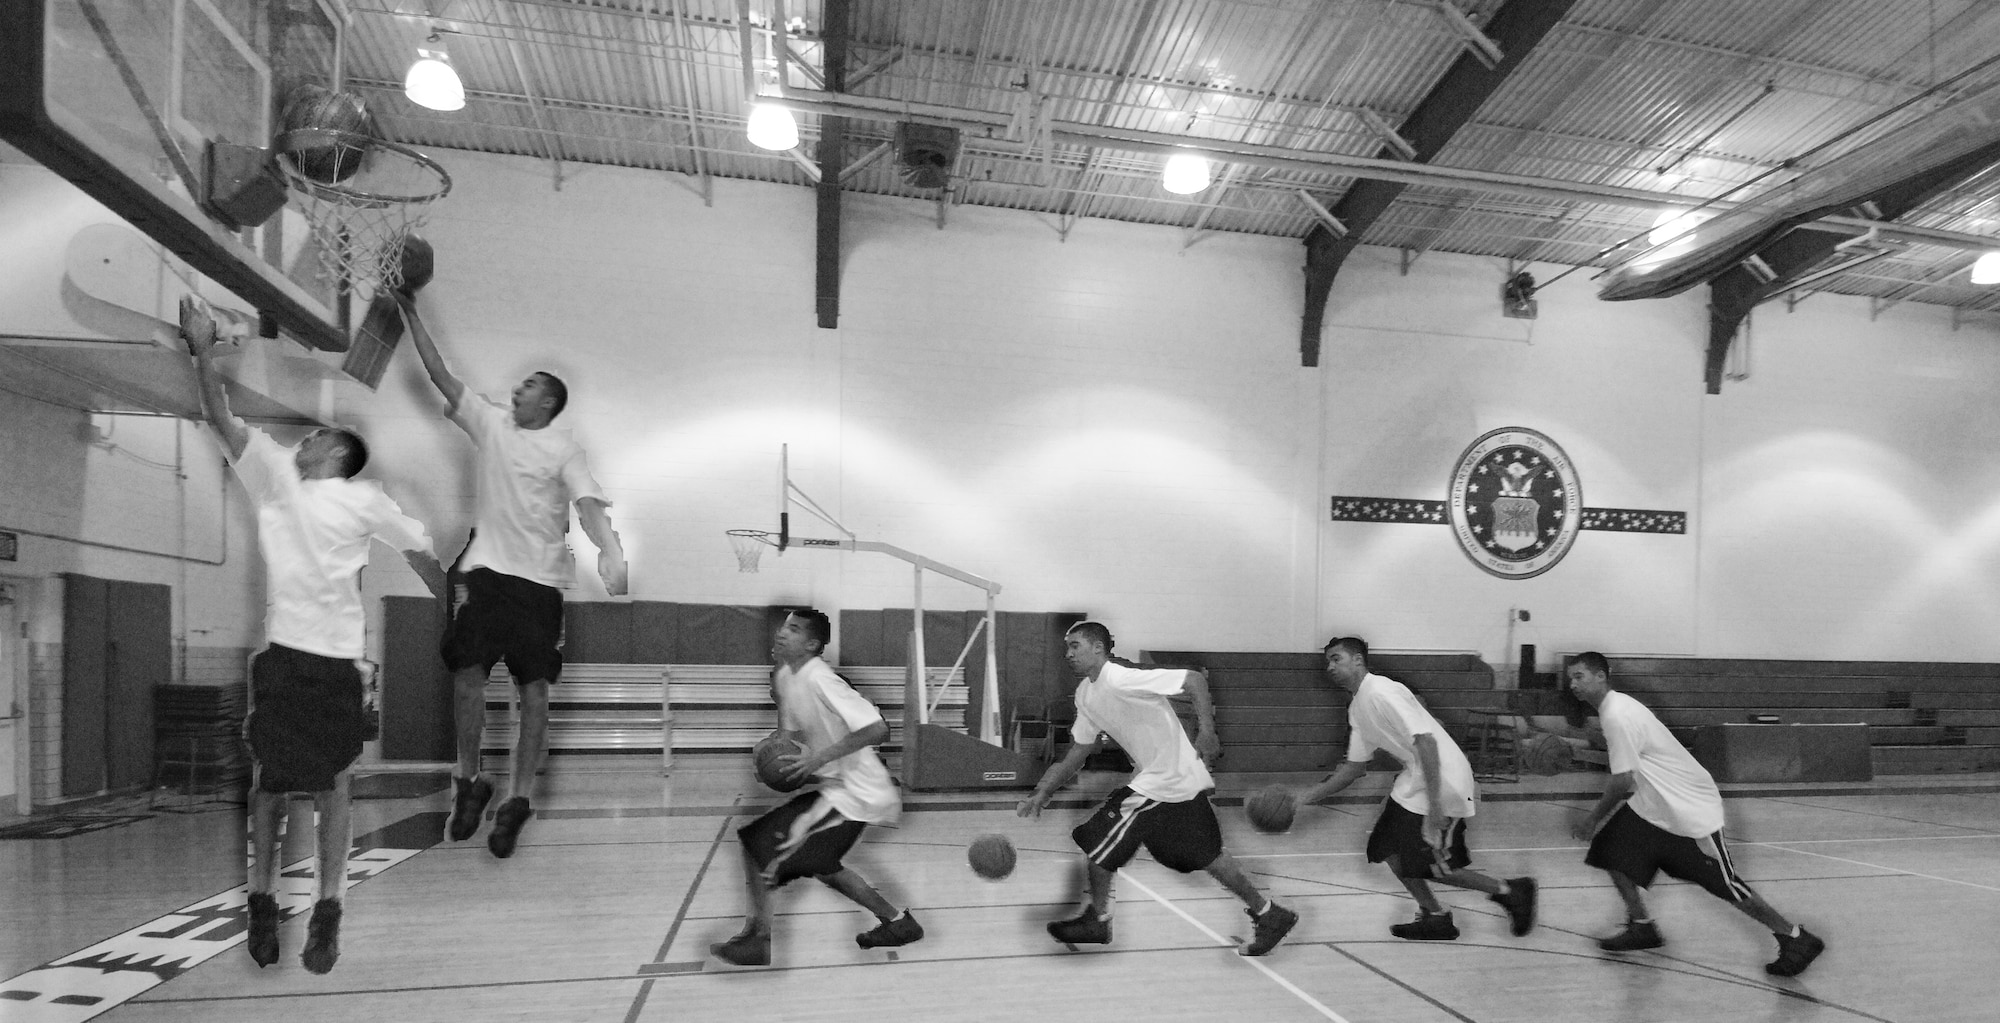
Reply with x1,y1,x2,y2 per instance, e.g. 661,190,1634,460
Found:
1447,427,1582,579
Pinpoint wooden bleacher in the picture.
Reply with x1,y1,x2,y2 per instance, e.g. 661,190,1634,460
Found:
1606,658,2000,775
481,663,967,770
1144,651,1510,774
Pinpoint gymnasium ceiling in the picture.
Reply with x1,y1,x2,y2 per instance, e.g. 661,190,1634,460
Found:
343,0,2000,317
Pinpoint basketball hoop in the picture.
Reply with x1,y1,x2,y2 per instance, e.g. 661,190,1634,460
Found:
727,529,779,572
273,128,451,296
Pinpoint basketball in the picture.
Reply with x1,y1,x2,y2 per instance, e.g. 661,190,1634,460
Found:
1522,732,1575,775
1245,785,1297,833
397,234,435,293
278,84,378,183
753,731,806,793
967,833,1016,880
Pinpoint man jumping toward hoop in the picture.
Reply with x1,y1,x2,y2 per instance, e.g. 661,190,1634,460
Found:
399,292,628,858
182,297,446,972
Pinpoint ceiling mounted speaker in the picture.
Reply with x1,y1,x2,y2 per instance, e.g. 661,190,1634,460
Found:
895,122,959,190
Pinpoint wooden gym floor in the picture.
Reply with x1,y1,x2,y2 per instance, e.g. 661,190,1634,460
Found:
3,763,1997,1022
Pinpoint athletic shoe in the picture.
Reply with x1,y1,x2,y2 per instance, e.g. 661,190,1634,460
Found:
300,898,341,974
1239,901,1298,956
856,911,925,949
487,797,532,859
1047,910,1113,946
1490,877,1538,936
1390,910,1459,941
1765,927,1825,977
710,931,771,966
1599,920,1665,952
446,775,493,842
245,892,280,967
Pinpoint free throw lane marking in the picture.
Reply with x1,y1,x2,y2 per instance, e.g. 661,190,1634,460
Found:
1121,872,1352,1023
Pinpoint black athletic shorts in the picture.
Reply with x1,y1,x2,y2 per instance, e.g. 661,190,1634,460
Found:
1586,805,1757,904
1367,799,1473,879
739,792,870,887
441,566,565,684
1072,786,1223,874
245,644,366,794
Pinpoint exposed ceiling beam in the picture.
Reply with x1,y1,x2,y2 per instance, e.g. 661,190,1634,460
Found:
1300,0,1580,366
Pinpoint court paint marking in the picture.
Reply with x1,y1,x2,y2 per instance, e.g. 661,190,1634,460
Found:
623,805,739,1022
1751,842,2000,894
0,812,443,1023
1120,872,1352,1023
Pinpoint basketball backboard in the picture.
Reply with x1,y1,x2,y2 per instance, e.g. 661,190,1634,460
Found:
0,0,353,352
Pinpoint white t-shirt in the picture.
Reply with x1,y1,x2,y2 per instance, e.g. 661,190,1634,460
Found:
228,429,433,660
1600,690,1726,837
449,393,607,588
1345,673,1478,818
1071,661,1212,803
776,657,900,826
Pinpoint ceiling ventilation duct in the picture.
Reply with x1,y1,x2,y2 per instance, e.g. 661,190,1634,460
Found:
895,122,959,190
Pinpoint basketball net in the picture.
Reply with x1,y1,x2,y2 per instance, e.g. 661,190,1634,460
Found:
274,129,451,296
727,529,777,572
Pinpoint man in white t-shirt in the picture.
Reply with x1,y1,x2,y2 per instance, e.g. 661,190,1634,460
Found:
181,298,446,974
710,609,923,966
399,294,627,859
1295,637,1537,941
1565,651,1826,977
1017,622,1298,956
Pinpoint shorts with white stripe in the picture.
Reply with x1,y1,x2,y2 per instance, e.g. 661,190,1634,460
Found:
738,791,868,887
1586,804,1756,904
1071,786,1223,874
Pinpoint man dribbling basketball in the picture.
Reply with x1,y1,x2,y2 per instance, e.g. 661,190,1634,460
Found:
1296,636,1537,941
711,609,923,965
398,292,627,859
1565,651,1826,976
1018,621,1298,956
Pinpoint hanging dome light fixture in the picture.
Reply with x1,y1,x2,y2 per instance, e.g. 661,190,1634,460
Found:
1162,152,1212,195
404,31,465,112
1971,251,2000,285
746,100,800,151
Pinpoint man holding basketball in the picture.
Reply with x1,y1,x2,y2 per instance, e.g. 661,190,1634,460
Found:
1565,652,1825,976
181,297,446,973
398,293,627,858
1296,636,1537,940
1018,621,1298,956
711,609,923,965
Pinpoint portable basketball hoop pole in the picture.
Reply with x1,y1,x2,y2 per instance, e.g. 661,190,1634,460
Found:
746,446,1039,791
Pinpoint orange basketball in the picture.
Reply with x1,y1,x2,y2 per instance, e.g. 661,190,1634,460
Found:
967,833,1016,880
753,732,806,793
1245,786,1297,833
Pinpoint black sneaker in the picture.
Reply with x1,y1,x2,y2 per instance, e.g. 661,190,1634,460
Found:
856,911,925,949
487,796,532,858
1390,910,1459,941
710,931,771,966
1490,877,1538,936
245,891,280,967
1765,927,1825,977
446,775,493,842
1599,920,1664,952
300,898,341,974
1240,902,1298,956
1047,910,1113,946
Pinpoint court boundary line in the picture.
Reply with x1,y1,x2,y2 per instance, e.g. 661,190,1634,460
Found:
1120,871,1353,1023
1752,841,2000,894
623,804,738,1022
1325,945,1476,1023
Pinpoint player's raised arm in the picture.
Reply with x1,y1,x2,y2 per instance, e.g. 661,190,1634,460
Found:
395,291,466,409
180,296,248,460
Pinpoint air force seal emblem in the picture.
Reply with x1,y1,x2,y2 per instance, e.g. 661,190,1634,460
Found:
1447,427,1582,579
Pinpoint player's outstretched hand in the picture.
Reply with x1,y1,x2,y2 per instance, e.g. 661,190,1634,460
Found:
1194,727,1222,766
1569,816,1597,842
178,295,218,356
1016,794,1045,819
599,551,629,596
